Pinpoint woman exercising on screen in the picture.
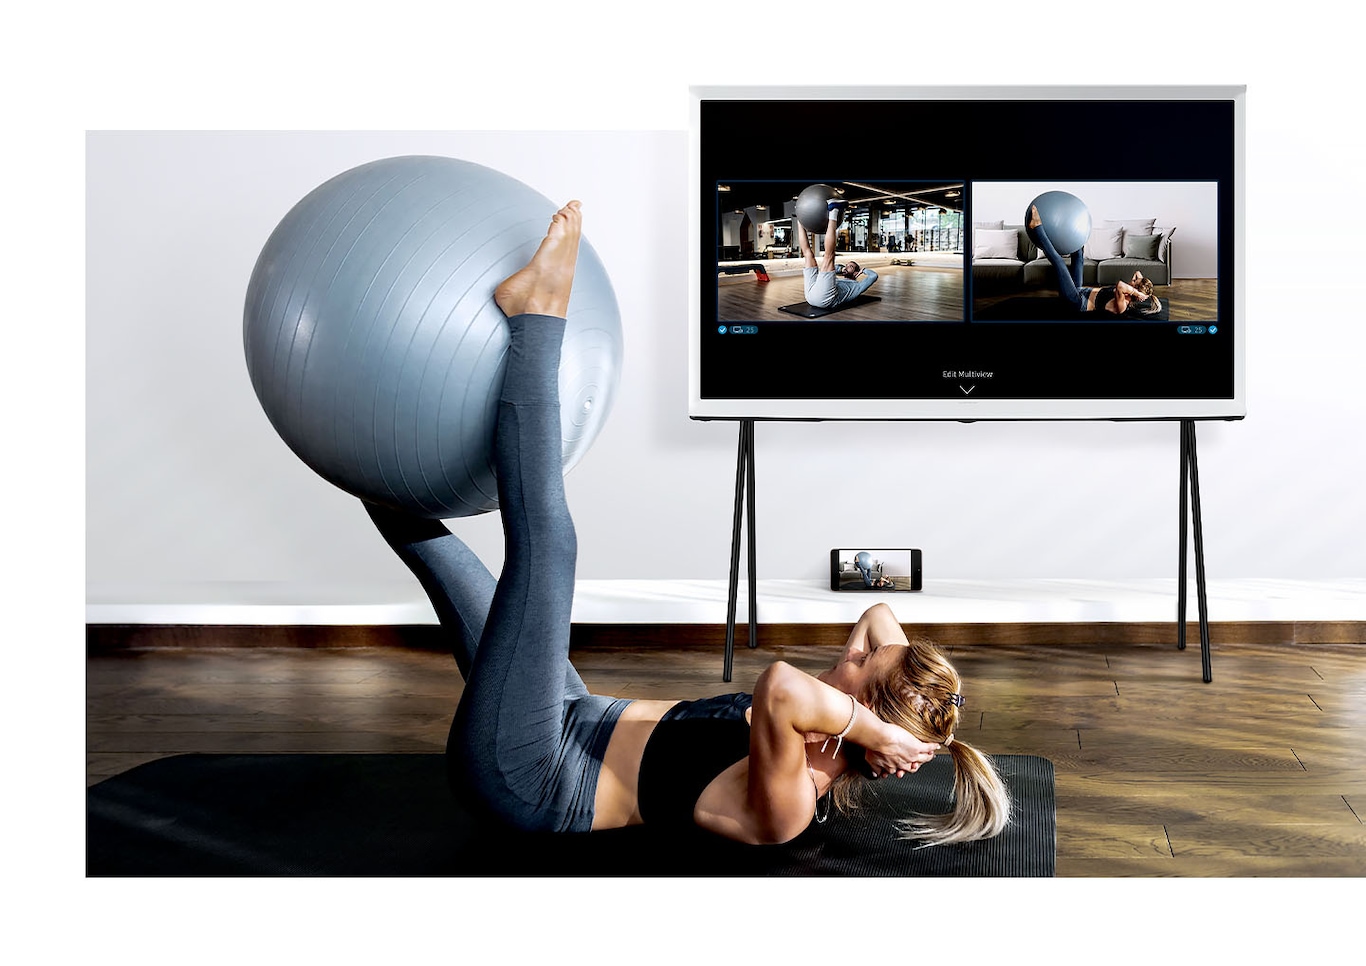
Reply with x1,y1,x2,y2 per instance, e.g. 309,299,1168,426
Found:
1029,204,1161,318
855,552,896,589
366,201,1007,846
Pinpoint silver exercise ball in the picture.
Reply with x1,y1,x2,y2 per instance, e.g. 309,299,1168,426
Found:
1024,190,1092,256
795,183,842,235
243,155,622,518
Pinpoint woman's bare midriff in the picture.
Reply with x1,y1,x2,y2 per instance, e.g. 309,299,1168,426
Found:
590,698,680,830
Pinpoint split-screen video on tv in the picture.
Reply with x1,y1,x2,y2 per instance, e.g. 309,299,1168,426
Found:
691,88,1244,421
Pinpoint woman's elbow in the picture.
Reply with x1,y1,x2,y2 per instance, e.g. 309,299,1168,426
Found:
752,817,806,846
754,661,808,713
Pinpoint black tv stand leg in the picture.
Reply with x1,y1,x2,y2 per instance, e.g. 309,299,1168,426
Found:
1178,419,1213,682
723,420,758,682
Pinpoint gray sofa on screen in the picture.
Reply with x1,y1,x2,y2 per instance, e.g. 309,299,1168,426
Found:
971,219,1174,294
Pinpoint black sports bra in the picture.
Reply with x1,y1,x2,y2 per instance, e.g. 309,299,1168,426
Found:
636,692,753,826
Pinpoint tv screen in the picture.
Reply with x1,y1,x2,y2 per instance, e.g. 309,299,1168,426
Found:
689,86,1245,421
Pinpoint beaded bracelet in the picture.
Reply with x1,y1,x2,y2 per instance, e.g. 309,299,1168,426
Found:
821,692,858,758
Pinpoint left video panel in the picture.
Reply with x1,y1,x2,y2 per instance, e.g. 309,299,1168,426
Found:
712,179,966,323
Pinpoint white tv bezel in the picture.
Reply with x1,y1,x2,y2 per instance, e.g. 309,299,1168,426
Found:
687,85,1246,422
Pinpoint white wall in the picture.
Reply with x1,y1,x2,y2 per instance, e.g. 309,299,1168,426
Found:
972,181,1217,277
85,125,1366,598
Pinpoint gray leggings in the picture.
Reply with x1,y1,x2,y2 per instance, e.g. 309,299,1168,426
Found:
1032,221,1088,310
802,266,879,308
366,314,627,833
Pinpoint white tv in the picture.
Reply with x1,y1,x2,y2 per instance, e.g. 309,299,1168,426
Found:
689,85,1245,422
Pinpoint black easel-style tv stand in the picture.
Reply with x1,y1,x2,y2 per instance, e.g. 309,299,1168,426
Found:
721,419,1214,684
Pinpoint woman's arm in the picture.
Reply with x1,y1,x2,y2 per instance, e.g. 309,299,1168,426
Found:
841,601,898,659
694,661,936,844
1113,279,1151,314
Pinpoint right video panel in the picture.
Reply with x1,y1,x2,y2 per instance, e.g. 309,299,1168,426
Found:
969,180,1219,329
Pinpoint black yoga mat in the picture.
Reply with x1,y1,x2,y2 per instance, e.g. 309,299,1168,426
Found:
778,295,881,318
87,753,1054,877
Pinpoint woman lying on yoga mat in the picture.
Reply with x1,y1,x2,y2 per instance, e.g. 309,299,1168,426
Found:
368,201,1007,847
1029,204,1162,318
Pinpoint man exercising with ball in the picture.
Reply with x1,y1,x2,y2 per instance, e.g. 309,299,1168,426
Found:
797,196,878,309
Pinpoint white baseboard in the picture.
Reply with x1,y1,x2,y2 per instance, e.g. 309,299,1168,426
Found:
85,578,1366,626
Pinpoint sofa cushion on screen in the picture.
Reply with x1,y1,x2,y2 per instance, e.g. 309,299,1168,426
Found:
1102,218,1157,235
1097,258,1170,285
1023,256,1098,288
974,229,1020,260
1154,227,1175,261
1122,232,1163,260
1084,227,1125,260
973,219,1005,231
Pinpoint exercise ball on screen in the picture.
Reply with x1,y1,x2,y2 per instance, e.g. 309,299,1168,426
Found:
1024,190,1092,255
795,183,843,234
242,155,622,519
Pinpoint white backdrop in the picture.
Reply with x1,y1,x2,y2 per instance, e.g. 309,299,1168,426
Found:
87,125,1366,598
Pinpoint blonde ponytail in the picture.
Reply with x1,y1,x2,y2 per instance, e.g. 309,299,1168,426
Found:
897,737,1010,846
832,635,1012,846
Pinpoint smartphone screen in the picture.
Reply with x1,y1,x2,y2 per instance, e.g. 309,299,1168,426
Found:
830,549,922,592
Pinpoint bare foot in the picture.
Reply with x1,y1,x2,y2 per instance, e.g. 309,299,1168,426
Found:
1027,204,1041,230
494,201,583,319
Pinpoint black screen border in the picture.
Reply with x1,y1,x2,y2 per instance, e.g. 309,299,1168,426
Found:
688,85,1246,422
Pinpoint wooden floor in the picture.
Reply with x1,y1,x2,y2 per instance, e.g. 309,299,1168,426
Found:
718,264,965,322
718,270,1217,325
86,632,1366,877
